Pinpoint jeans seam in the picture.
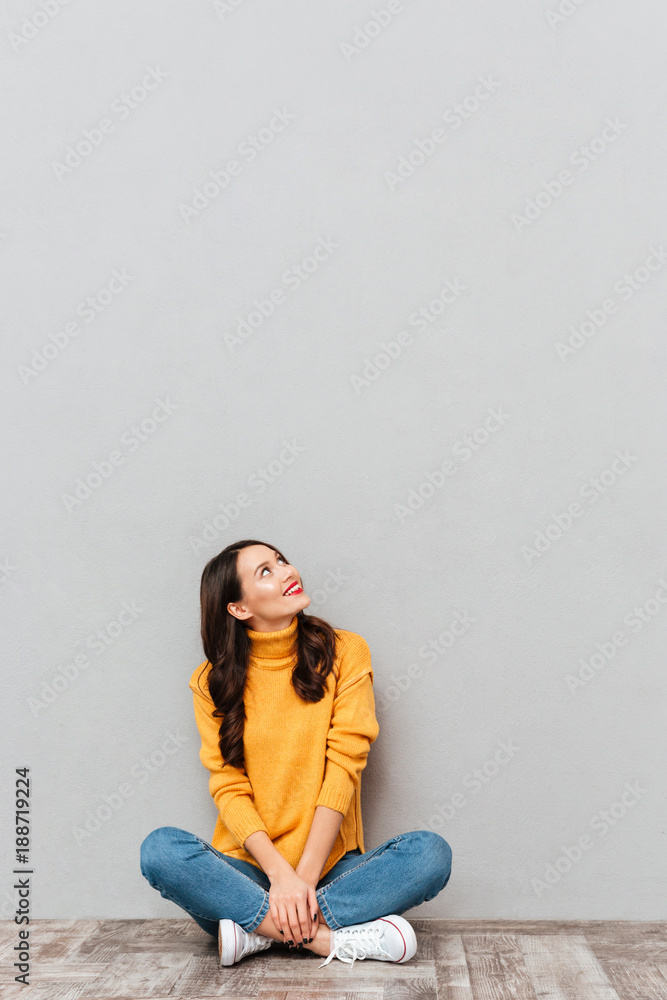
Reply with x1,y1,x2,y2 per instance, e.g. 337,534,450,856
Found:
142,832,271,934
315,838,404,930
197,837,271,893
317,836,404,893
197,837,271,933
146,873,270,935
143,877,220,926
316,889,340,930
244,892,270,934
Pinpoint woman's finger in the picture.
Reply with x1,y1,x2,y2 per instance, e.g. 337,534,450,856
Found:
277,903,291,942
270,902,283,937
286,900,305,946
307,887,319,939
294,896,311,944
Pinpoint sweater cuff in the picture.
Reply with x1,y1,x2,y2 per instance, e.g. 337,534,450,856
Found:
220,794,270,848
315,759,355,816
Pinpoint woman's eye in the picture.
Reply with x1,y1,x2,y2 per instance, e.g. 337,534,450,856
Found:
262,556,285,576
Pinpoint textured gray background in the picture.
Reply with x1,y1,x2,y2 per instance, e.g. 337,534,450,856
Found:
2,0,666,922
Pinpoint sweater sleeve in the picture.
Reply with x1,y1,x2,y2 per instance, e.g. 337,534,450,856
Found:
189,664,270,849
314,634,380,817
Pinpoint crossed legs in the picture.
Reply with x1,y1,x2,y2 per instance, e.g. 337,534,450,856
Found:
140,826,453,955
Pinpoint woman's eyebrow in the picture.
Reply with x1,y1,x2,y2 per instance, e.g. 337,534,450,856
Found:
254,553,283,575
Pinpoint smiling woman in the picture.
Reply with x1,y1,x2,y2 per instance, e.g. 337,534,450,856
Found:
225,543,310,634
139,539,452,970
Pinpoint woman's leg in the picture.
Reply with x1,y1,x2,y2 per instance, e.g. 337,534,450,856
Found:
139,826,272,936
314,830,452,931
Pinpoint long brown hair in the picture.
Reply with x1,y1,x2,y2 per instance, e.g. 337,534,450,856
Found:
198,539,339,772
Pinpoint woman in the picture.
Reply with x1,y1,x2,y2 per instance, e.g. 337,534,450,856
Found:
140,539,452,968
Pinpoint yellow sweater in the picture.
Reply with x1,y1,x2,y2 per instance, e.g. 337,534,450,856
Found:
188,614,380,879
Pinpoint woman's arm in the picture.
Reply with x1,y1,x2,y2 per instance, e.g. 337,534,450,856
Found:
295,805,344,884
245,829,320,945
189,669,270,848
296,635,379,884
244,829,295,879
244,806,343,889
246,811,343,945
313,636,380,818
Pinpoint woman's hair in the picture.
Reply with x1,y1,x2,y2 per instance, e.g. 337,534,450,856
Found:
198,538,339,771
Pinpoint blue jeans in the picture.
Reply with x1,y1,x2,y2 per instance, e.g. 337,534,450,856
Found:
140,826,452,935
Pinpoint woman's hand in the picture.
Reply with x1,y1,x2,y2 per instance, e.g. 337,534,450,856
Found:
295,867,320,939
268,867,319,946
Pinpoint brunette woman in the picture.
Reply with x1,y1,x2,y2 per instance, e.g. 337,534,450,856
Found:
140,539,452,967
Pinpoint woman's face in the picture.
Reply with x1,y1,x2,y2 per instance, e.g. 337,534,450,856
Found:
228,544,311,631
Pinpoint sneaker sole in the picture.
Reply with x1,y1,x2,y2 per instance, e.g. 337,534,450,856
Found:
218,919,240,966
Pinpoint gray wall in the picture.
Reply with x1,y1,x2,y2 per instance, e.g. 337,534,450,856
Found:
2,0,666,922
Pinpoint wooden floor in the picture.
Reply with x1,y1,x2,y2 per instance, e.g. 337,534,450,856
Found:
1,918,666,999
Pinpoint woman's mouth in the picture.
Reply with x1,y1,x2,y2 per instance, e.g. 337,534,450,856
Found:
283,582,303,597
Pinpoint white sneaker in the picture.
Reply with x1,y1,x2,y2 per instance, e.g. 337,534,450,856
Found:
317,914,417,969
218,918,274,966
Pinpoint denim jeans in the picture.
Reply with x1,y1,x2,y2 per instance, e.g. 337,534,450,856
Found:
140,826,452,935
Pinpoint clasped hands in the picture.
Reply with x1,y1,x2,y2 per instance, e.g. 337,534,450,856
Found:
267,861,321,948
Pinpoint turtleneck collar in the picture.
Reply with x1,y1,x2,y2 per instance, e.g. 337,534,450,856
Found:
245,614,298,669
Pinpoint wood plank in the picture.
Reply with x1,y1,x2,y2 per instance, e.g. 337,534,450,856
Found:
586,929,667,963
383,980,439,999
461,932,537,1000
280,989,383,999
519,934,621,1000
171,954,273,996
262,959,437,980
0,986,90,1000
602,962,667,1000
0,919,101,962
0,960,107,980
432,934,475,1000
1,918,663,999
75,951,192,999
283,992,353,1000
343,993,385,1000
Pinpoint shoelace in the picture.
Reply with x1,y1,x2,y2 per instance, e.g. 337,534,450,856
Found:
318,923,394,968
